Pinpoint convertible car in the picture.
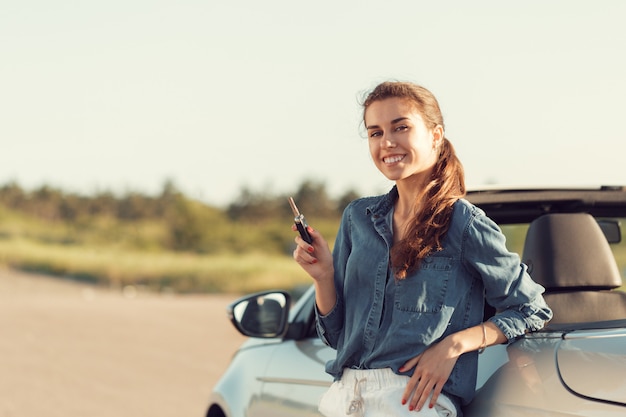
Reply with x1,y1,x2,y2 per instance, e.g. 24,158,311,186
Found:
207,187,626,417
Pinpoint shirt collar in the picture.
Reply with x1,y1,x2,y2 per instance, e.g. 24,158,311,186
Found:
366,186,398,218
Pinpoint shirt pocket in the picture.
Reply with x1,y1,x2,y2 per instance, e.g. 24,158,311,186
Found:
394,256,452,313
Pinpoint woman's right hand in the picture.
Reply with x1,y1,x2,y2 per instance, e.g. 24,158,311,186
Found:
292,226,334,283
293,225,337,316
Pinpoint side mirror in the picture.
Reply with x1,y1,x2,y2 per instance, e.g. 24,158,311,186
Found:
227,291,291,338
597,219,621,244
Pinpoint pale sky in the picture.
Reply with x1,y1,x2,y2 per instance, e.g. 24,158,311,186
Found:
2,1,625,207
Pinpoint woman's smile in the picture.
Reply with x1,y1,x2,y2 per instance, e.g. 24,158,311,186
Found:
383,154,406,165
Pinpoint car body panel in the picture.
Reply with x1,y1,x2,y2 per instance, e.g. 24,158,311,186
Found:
466,329,626,416
250,339,333,416
557,329,626,407
209,340,280,417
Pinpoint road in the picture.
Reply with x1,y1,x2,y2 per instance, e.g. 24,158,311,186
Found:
0,268,247,417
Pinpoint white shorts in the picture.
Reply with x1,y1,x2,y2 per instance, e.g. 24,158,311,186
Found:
318,368,457,417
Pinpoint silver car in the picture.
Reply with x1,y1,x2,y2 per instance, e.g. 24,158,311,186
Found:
207,187,626,417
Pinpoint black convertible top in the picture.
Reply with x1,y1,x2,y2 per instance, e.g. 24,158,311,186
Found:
466,186,626,224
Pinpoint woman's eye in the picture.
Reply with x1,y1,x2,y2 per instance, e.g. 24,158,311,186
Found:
369,131,382,138
395,125,408,132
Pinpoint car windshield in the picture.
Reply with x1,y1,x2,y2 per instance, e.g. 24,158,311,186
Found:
500,218,626,292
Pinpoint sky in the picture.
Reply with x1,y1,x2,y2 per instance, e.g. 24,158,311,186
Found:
2,1,625,207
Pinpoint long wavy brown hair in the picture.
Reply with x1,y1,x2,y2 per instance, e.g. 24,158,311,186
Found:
362,81,466,279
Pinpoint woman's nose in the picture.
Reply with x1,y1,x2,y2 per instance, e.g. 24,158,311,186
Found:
382,134,396,148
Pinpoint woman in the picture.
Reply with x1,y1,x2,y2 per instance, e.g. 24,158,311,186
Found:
293,81,552,417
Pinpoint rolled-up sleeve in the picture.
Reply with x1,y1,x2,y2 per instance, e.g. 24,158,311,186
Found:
462,211,553,342
314,203,352,348
315,298,343,348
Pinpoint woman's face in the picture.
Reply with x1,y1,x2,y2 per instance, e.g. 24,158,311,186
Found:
364,97,442,184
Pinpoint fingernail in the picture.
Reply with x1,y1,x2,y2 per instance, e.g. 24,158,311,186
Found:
429,404,434,409
307,246,314,253
408,405,414,411
307,226,314,233
401,399,406,405
312,259,318,264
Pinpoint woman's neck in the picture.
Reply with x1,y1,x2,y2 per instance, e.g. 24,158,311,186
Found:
393,177,428,243
394,172,431,215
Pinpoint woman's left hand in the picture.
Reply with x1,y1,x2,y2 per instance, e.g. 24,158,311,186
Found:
399,338,460,411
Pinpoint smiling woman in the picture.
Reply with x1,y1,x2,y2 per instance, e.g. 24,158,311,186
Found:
361,82,465,280
291,81,552,416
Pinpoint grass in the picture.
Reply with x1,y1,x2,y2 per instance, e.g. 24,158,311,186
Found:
0,204,326,295
0,237,312,295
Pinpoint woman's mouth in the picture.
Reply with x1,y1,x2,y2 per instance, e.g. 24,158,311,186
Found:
383,155,405,165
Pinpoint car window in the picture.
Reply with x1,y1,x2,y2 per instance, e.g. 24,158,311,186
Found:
500,218,626,292
287,285,319,339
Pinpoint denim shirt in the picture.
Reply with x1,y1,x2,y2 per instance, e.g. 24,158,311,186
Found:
316,187,552,407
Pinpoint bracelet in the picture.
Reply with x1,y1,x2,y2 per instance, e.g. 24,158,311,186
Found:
477,323,487,354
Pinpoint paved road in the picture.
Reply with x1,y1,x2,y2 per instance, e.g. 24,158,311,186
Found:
0,268,246,417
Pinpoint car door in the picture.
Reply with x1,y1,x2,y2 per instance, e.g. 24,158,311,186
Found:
250,289,335,416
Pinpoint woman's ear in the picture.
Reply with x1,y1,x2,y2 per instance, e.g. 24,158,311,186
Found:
432,124,444,149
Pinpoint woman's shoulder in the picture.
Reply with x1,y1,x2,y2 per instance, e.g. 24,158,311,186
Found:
343,191,394,214
451,198,503,239
347,194,384,208
452,198,485,220
449,198,502,234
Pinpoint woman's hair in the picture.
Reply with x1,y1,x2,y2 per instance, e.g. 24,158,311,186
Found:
362,81,466,279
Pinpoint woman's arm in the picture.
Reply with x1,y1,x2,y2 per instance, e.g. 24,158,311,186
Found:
464,211,553,338
400,321,506,412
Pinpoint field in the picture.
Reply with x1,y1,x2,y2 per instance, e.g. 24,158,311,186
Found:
0,237,314,295
0,190,336,295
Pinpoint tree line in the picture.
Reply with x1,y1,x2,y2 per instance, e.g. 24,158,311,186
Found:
0,180,360,254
